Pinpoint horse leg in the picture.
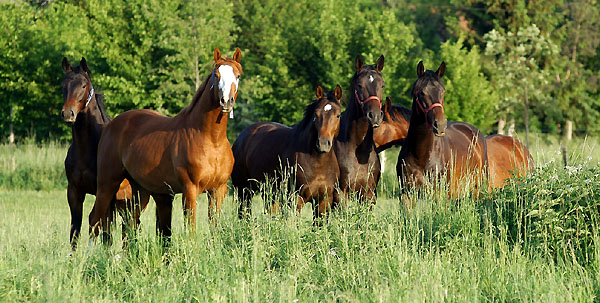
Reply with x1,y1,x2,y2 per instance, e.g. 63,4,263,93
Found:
89,175,124,243
119,184,150,248
67,183,85,251
238,186,254,219
153,194,174,247
208,184,227,224
182,184,198,232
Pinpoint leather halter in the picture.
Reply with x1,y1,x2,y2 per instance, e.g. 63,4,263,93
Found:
415,97,443,128
354,90,382,114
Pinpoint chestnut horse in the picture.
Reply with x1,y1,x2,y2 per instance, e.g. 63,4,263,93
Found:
334,55,384,204
375,96,534,189
486,134,534,188
89,48,242,243
232,85,343,219
396,61,487,198
60,57,148,250
373,96,411,153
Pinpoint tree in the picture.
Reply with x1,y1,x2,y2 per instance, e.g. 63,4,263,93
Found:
484,24,558,146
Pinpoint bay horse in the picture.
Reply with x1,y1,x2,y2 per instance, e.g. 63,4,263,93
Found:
232,85,343,219
334,55,384,204
396,61,487,198
89,48,242,243
486,134,534,189
60,57,148,250
375,96,533,189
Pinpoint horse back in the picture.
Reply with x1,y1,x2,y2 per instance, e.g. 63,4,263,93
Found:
486,134,534,188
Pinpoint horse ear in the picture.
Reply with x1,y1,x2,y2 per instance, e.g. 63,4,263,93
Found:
355,55,364,73
62,57,72,74
233,48,242,63
315,85,324,99
436,61,446,78
334,84,342,101
214,47,222,62
417,61,424,77
376,55,384,72
384,96,392,113
80,57,91,77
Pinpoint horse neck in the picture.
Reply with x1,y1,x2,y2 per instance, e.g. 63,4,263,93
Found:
293,123,316,154
71,96,105,146
338,98,371,147
181,86,228,140
405,102,435,163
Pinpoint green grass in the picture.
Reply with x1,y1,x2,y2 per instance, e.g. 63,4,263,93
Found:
0,136,599,302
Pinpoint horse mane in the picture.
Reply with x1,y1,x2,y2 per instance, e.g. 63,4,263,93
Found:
94,92,111,123
178,71,212,116
293,98,321,135
389,105,412,123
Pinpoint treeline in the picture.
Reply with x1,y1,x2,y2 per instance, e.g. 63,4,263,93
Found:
1,0,599,142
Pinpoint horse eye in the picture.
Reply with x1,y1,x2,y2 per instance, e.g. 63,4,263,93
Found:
313,114,317,121
336,114,340,118
83,84,86,88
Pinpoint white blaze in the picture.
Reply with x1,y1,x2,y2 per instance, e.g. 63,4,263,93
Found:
324,104,332,112
218,65,238,102
369,75,374,83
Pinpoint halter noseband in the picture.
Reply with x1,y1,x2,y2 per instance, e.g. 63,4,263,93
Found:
354,90,382,113
415,96,443,128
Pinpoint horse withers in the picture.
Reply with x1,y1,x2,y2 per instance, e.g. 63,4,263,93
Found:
396,61,487,200
89,48,242,244
232,85,343,220
61,57,148,250
334,55,384,205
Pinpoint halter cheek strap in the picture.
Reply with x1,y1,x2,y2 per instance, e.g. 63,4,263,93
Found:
415,97,443,128
85,85,94,108
354,90,382,114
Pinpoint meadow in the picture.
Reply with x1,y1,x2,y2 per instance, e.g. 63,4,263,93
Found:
1,135,599,302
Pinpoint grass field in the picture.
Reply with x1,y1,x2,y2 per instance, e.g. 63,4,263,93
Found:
0,134,599,302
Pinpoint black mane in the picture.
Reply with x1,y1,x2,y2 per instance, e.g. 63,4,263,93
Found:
293,98,321,135
389,105,412,122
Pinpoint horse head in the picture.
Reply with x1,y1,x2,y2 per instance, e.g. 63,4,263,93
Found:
60,57,94,123
412,61,447,136
312,85,342,153
212,47,243,113
352,55,385,127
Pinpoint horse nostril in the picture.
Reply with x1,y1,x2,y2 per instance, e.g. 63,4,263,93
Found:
70,109,75,118
432,121,438,129
367,112,374,120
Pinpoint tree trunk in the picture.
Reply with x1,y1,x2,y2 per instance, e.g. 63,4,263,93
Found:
9,107,14,145
565,120,573,141
497,118,506,135
508,121,515,137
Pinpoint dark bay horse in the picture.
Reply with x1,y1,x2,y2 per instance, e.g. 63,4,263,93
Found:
376,96,533,189
334,55,384,204
232,85,343,219
396,61,487,198
486,134,534,189
89,48,242,243
61,57,148,250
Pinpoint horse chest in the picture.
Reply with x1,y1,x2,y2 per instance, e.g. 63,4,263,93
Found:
187,143,233,188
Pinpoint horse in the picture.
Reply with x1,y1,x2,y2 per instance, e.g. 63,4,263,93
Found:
375,96,533,190
232,85,343,220
89,47,242,244
486,134,534,189
373,96,412,153
60,57,149,250
396,61,487,199
333,55,384,204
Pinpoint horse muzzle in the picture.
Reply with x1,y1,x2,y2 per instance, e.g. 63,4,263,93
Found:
366,110,383,128
61,107,78,123
316,138,333,153
432,120,447,137
220,97,235,113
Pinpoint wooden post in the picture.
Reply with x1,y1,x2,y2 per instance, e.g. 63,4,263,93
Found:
497,118,506,135
9,107,14,145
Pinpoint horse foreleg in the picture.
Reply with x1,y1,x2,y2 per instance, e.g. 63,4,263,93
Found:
208,184,227,225
183,184,198,233
67,183,85,251
89,179,122,243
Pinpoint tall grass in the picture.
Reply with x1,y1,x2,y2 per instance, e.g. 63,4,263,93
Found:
0,136,599,301
0,142,67,191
